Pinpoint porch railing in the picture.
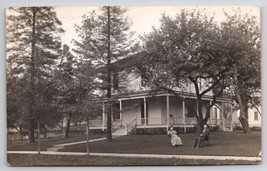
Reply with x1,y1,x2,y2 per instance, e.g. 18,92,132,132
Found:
125,118,137,135
135,117,199,126
88,120,103,127
86,117,221,128
112,119,122,132
207,118,222,126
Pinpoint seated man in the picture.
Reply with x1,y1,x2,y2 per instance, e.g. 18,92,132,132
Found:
192,124,210,148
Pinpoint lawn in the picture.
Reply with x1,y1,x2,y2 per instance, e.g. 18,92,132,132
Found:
7,131,261,166
7,134,105,151
60,131,261,157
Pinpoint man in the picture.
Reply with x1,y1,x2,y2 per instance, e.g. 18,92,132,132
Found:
192,124,210,148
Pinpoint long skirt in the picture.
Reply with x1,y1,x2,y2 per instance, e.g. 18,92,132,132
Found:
171,135,182,146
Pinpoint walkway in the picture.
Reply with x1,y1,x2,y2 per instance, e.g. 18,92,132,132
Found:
47,135,121,152
7,151,261,162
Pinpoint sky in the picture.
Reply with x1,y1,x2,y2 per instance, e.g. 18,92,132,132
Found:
56,6,260,48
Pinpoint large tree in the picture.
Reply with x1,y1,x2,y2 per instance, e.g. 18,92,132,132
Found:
73,6,135,141
220,10,261,132
140,10,238,133
6,7,64,143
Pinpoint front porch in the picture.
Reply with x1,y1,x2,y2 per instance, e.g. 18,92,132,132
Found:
87,91,233,134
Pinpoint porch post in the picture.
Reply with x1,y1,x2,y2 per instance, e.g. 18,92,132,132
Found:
182,98,186,133
221,102,225,131
119,100,122,121
166,95,170,126
182,98,185,123
210,101,213,125
230,102,233,131
144,97,147,125
102,103,105,130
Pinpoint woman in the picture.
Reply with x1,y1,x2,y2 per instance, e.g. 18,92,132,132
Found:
168,126,183,147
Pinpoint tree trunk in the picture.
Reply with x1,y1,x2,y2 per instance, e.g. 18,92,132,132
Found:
106,6,112,142
28,118,36,143
239,116,250,133
65,112,72,138
236,91,250,133
195,99,205,135
28,7,37,143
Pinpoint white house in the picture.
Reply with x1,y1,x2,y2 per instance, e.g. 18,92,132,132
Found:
85,53,233,134
232,105,261,129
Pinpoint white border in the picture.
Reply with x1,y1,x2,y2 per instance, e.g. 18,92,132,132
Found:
1,0,266,171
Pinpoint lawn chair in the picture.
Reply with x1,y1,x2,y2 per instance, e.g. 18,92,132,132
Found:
199,133,209,147
194,125,210,148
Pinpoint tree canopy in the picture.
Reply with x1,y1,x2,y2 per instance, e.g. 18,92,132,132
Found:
73,6,136,141
7,7,64,142
139,9,260,133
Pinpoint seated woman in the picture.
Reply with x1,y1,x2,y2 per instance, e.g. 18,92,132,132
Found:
168,126,183,147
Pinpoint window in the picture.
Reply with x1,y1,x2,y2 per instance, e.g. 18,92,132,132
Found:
254,111,259,121
187,106,195,117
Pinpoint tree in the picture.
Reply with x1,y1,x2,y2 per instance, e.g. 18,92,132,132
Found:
6,7,64,143
55,45,98,138
73,6,135,142
220,10,261,132
140,10,237,133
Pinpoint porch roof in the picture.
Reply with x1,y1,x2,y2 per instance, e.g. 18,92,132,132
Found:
118,90,232,103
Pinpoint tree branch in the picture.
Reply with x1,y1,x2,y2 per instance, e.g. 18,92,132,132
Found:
188,76,200,98
200,75,225,96
204,85,225,122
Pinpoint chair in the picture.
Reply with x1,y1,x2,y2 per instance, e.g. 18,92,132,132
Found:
199,134,209,147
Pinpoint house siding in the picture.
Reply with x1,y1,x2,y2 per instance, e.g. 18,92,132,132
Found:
248,107,261,127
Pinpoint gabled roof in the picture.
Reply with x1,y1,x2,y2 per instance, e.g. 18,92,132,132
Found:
98,51,148,73
111,51,148,70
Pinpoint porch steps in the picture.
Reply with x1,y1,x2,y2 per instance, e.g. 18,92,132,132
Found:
113,129,126,136
112,126,135,136
113,125,127,136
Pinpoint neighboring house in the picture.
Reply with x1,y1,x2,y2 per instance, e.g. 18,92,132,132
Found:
232,105,262,129
85,53,233,134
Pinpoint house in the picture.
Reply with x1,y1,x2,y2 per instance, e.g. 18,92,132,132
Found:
85,53,234,134
232,105,261,130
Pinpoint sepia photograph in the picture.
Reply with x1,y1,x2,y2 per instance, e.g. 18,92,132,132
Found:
6,5,261,166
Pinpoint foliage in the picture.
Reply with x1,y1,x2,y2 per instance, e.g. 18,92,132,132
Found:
221,9,261,105
73,6,136,141
6,7,64,141
220,9,261,132
139,9,260,133
55,45,100,125
140,9,235,132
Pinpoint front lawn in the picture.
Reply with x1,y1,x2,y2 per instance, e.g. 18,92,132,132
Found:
7,134,105,151
60,131,261,157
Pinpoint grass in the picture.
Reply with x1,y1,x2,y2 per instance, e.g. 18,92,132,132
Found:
60,131,261,157
7,134,105,151
7,154,260,166
7,131,261,166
